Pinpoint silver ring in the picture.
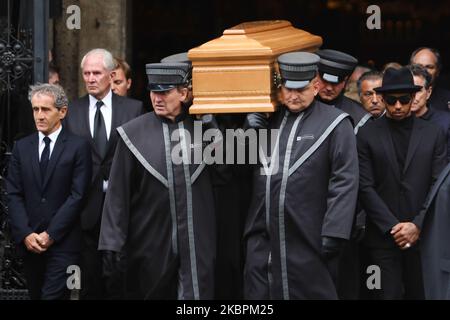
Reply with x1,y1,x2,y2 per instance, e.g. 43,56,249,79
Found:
404,243,411,249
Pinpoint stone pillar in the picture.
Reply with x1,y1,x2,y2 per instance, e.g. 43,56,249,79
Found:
54,0,128,100
54,0,80,101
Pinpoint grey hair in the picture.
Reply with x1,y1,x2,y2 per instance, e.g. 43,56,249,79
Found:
80,48,115,71
408,64,432,89
410,47,442,72
29,83,69,109
357,70,382,96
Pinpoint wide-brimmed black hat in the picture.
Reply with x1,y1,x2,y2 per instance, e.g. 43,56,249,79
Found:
374,67,422,93
146,62,192,92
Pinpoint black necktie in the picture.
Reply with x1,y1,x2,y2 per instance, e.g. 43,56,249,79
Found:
40,136,51,181
94,100,108,157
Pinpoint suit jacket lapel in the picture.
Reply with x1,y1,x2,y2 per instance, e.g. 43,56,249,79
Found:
403,117,423,174
42,128,67,190
378,118,402,181
29,133,42,190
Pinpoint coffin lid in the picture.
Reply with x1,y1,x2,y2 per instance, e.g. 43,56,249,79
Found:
188,20,323,61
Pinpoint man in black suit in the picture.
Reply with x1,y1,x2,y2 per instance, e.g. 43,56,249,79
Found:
358,67,447,299
408,64,450,162
410,47,450,112
65,48,144,299
6,84,92,299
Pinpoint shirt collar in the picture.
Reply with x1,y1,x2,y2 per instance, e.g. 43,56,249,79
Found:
39,124,62,145
89,89,113,109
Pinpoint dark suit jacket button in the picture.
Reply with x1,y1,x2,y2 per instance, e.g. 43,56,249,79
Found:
41,198,46,203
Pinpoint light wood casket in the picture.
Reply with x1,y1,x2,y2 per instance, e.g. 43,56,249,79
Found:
187,20,322,114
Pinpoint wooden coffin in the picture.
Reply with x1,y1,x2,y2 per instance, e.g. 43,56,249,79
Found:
187,20,322,114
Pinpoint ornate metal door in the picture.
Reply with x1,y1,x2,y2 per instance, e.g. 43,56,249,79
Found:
0,0,49,299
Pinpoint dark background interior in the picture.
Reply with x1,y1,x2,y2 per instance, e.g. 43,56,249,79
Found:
130,0,450,104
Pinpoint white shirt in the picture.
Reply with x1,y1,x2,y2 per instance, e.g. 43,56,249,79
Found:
38,125,62,161
88,90,112,140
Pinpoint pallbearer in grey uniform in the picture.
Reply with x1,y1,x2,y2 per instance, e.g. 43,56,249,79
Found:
317,49,372,134
162,52,245,299
317,49,372,299
243,52,359,299
161,53,246,299
98,62,217,299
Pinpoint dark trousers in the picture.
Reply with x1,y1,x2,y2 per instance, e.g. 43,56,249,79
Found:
23,250,79,300
80,221,104,300
337,240,361,299
369,246,425,299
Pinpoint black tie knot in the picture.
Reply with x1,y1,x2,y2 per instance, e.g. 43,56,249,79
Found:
43,136,51,147
96,100,104,109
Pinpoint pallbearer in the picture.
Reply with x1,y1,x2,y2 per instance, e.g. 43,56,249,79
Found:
244,52,359,299
99,62,219,299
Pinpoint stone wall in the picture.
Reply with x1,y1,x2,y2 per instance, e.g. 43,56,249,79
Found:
53,0,129,101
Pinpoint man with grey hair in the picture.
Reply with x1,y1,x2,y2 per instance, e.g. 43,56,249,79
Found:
6,83,92,299
344,65,371,102
358,71,386,118
65,48,144,299
410,47,450,112
409,64,450,162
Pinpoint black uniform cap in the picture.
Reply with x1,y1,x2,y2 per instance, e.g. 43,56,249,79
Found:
317,49,358,84
160,52,191,65
146,62,192,92
277,52,320,89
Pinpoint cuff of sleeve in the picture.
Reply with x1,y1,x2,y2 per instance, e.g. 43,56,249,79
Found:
412,214,424,231
46,231,54,243
383,221,399,235
46,226,60,243
17,228,33,245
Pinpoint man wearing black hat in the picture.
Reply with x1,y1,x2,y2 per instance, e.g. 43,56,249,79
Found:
357,67,447,299
98,62,219,300
317,49,372,134
244,52,359,299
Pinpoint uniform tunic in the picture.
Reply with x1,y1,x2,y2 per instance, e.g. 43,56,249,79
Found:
319,94,372,134
244,100,359,299
98,111,216,300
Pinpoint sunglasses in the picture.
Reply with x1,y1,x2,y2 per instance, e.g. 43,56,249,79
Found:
383,94,412,105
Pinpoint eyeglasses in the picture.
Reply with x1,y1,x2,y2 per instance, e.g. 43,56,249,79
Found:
383,94,412,105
